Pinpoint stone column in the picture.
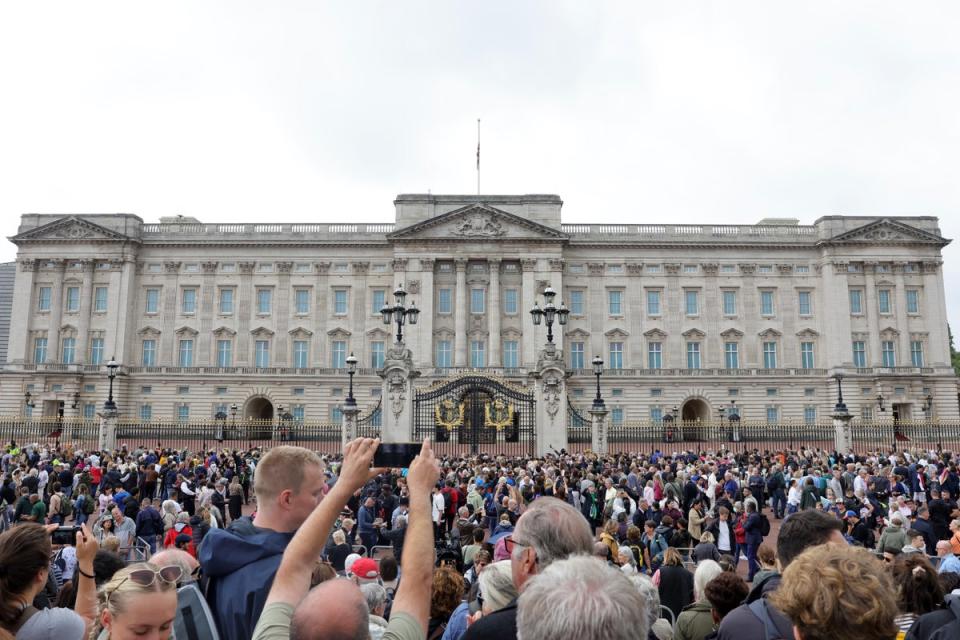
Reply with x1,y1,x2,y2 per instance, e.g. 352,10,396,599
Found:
341,403,360,449
8,259,37,364
521,258,539,367
530,348,567,455
275,262,293,365
893,268,911,364
590,406,609,455
160,262,181,366
821,261,852,367
315,262,331,366
380,345,420,443
454,258,468,367
922,261,948,365
833,410,853,454
864,263,881,366
98,410,118,451
198,262,218,365
236,262,256,366
664,264,682,367
110,257,138,369
487,259,501,367
75,260,95,364
45,261,66,363
415,258,435,370
738,264,757,366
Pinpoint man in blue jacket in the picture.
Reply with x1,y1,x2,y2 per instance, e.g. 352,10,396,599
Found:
199,445,327,640
742,501,763,582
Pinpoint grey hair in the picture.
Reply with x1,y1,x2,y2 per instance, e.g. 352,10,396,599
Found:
360,582,387,614
693,559,723,601
628,573,660,628
518,555,649,640
512,497,593,568
477,561,518,613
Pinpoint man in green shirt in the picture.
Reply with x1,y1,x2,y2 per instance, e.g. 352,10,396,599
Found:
251,438,440,640
28,493,47,522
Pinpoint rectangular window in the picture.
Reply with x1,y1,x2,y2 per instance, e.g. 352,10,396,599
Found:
370,341,384,369
471,289,485,314
852,341,866,368
331,406,343,422
906,289,920,314
470,340,486,367
609,342,624,369
255,340,270,368
568,290,583,315
878,289,891,314
763,342,778,368
646,290,661,315
295,289,311,315
648,343,662,369
33,337,47,364
292,387,305,396
686,342,701,369
436,340,452,368
911,341,924,367
849,289,863,315
89,338,104,365
882,341,896,367
504,288,519,315
332,341,346,368
140,405,152,421
650,407,663,423
61,337,76,364
216,340,233,367
724,342,740,369
216,387,228,395
767,406,780,422
94,287,108,312
256,288,272,314
437,288,452,314
798,291,812,316
177,386,190,395
804,407,817,424
800,342,815,369
178,339,194,367
145,288,160,314
722,290,737,316
65,286,80,312
83,404,96,419
760,290,775,316
177,404,190,422
181,288,197,314
371,289,385,316
503,340,519,368
38,286,52,311
293,340,309,369
142,339,157,367
570,342,584,369
608,290,623,316
334,290,348,315
685,290,699,316
218,288,234,314
611,407,624,425
292,405,305,422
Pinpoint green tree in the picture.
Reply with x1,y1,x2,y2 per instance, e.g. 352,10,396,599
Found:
951,324,960,376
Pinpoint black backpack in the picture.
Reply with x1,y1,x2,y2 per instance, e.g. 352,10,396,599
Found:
748,599,792,639
759,513,771,537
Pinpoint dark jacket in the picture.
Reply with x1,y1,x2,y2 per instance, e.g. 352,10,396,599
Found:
743,512,762,546
460,598,517,640
658,564,694,621
715,575,792,640
135,506,164,537
198,516,295,640
912,517,938,555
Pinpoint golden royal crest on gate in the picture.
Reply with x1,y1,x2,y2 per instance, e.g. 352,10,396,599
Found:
434,399,465,431
484,398,515,430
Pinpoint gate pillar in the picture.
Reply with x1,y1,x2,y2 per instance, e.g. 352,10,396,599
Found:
590,406,609,455
379,343,420,443
341,404,359,449
529,343,568,456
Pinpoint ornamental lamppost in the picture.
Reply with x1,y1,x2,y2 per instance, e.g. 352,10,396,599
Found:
876,392,886,412
344,353,358,409
833,374,848,415
591,356,605,410
832,373,853,454
380,284,420,344
529,286,569,345
103,359,120,414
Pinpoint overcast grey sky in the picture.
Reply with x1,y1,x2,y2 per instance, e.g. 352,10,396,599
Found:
1,2,958,338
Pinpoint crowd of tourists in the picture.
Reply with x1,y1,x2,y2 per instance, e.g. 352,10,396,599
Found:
2,436,960,639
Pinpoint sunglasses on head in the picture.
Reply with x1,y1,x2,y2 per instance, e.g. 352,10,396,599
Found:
108,564,182,604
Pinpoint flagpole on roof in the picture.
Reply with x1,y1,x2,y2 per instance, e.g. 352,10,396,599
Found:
476,118,480,196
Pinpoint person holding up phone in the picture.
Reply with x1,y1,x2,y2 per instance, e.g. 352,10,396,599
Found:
0,522,99,638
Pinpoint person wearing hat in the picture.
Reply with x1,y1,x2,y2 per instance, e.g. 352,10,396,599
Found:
349,557,381,585
843,510,873,548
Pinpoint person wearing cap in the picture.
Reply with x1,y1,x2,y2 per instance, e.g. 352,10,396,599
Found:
349,557,381,585
843,510,872,548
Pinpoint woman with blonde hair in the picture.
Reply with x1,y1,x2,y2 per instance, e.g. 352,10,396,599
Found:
949,518,960,554
91,562,181,639
599,519,620,563
654,547,695,622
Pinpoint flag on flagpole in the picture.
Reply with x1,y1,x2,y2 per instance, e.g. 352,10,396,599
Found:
476,118,480,170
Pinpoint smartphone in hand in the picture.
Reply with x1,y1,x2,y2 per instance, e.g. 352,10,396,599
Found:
373,443,421,468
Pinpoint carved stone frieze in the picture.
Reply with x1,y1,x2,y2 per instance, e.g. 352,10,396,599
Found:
548,259,564,272
392,258,408,272
352,262,370,275
201,261,219,274
587,262,605,276
738,263,757,275
238,262,257,274
276,262,294,274
664,263,682,275
700,263,719,275
315,262,331,275
776,264,794,274
164,261,182,274
407,280,421,295
626,263,644,275
451,212,505,237
520,258,538,272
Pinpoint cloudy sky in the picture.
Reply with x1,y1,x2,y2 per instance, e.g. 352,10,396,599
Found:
1,2,958,337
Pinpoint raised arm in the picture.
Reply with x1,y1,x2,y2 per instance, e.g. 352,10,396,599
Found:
265,438,383,607
388,439,441,635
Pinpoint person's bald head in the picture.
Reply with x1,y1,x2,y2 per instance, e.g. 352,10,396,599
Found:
291,578,370,640
150,548,199,580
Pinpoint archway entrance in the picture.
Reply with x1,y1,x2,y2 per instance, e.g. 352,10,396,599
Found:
680,398,711,441
245,397,274,421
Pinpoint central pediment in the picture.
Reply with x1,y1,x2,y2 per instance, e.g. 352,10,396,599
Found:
388,203,568,242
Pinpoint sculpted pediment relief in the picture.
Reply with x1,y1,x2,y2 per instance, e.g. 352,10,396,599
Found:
643,328,668,339
565,328,591,339
388,203,567,242
824,219,949,247
11,216,135,244
720,328,744,339
605,328,630,338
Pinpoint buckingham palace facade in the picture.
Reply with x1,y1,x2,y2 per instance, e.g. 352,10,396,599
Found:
2,193,957,426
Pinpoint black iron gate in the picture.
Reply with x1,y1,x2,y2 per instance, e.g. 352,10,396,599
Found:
413,375,536,457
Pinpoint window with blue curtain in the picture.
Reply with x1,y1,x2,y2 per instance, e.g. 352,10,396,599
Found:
722,291,737,315
89,338,104,365
332,341,346,368
94,287,108,312
436,340,451,367
724,343,739,369
471,289,485,314
257,289,272,314
646,290,661,315
294,340,309,369
178,340,193,367
609,342,623,369
145,288,160,313
371,290,385,315
437,288,451,314
219,288,234,314
504,288,518,314
142,340,157,366
503,341,518,368
334,290,348,315
295,289,310,314
800,342,814,369
648,343,662,369
470,340,485,367
371,341,384,368
570,342,584,369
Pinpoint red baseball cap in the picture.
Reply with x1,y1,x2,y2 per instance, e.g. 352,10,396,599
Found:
350,557,379,579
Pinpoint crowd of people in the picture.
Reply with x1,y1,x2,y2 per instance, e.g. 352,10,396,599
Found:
2,436,960,639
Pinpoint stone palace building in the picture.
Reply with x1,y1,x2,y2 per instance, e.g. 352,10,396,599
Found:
1,193,956,429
